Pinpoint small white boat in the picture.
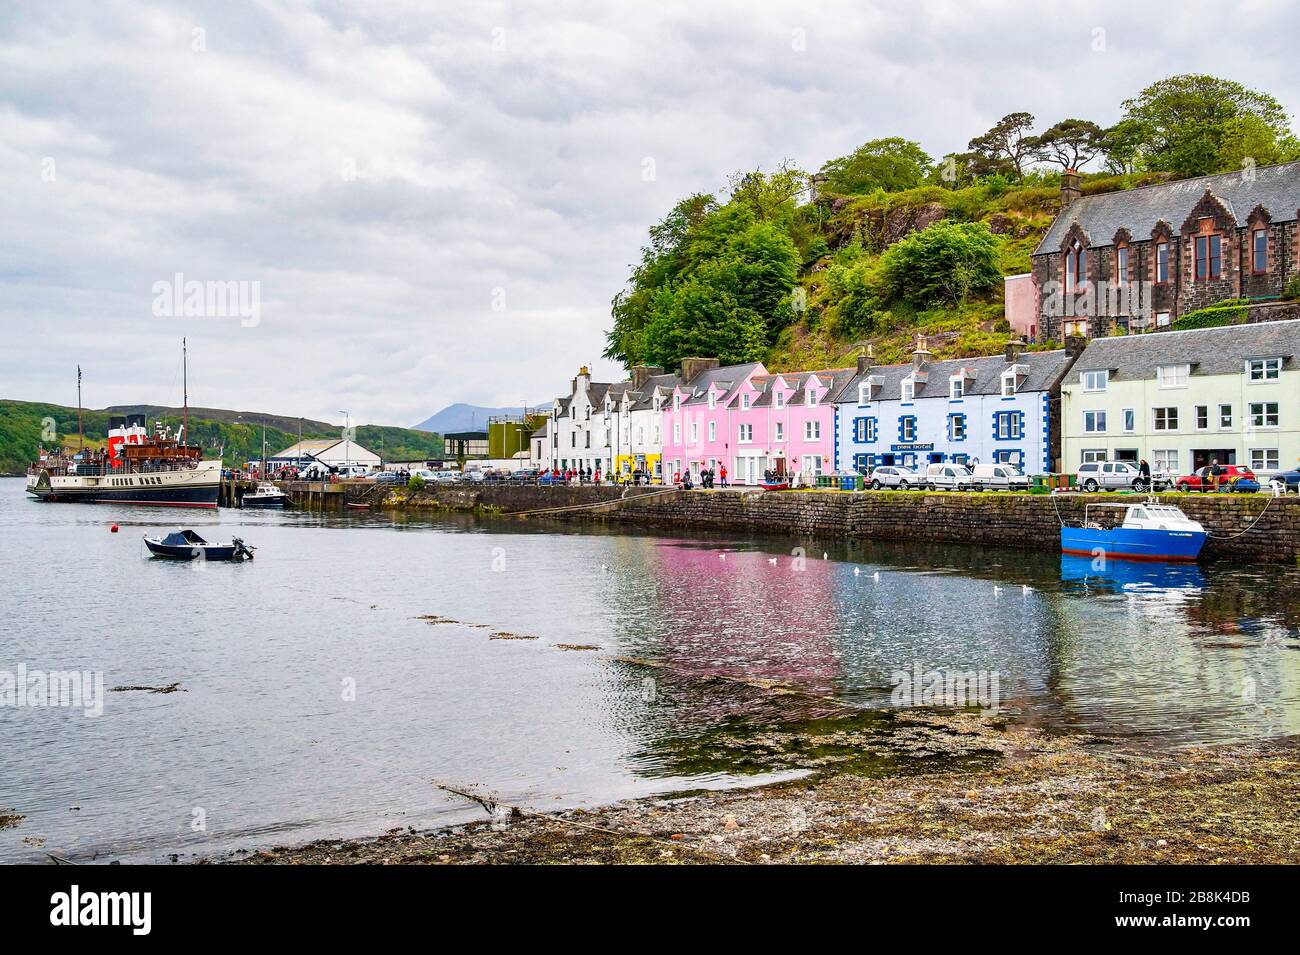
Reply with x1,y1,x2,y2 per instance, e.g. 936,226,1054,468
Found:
242,482,288,509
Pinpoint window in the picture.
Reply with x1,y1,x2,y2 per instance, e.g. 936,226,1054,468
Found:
740,393,751,410
1001,372,1017,397
1253,229,1268,273
804,421,821,441
1250,401,1279,428
1065,240,1086,290
653,426,660,444
858,382,872,404
899,416,917,442
1153,407,1178,431
673,422,680,443
1081,448,1107,463
673,394,681,411
1122,408,1135,433
636,427,644,445
950,376,965,400
1082,369,1108,392
1155,311,1171,327
774,421,784,441
1153,449,1179,474
1116,245,1128,279
1083,410,1107,434
1194,233,1222,280
853,417,877,443
994,411,1022,440
708,421,716,441
738,424,753,443
774,391,785,410
1155,242,1169,283
1251,448,1279,472
1248,358,1281,381
1064,318,1089,338
707,391,716,410
1218,404,1232,430
1157,364,1189,388
1195,406,1209,430
948,414,967,441
901,379,914,402
807,389,819,407
690,422,698,442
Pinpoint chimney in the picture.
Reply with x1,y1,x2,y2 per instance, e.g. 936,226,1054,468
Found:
1065,333,1088,358
856,344,875,375
912,336,932,370
679,356,721,384
631,364,664,389
1004,337,1025,363
1061,168,1081,208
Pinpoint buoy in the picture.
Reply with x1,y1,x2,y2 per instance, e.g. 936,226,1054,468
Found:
110,524,119,533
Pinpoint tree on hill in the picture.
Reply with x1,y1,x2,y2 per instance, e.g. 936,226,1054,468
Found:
1120,74,1294,177
1034,118,1106,171
818,137,934,194
878,221,1002,308
968,112,1038,181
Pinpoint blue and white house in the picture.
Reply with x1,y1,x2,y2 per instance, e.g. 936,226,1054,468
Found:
831,339,1081,475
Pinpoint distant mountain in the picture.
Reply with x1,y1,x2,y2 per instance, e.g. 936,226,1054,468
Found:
412,402,548,434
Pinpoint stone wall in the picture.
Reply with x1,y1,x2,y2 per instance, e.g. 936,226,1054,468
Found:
558,489,1300,563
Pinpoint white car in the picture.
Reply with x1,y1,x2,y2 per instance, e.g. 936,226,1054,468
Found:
1076,460,1167,492
925,462,975,491
868,466,922,490
430,470,459,484
971,463,1029,491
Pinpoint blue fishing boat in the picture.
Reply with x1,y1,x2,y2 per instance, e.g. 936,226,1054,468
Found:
143,529,256,561
1060,500,1206,562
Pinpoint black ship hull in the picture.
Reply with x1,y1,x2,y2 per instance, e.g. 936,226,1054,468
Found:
27,483,219,507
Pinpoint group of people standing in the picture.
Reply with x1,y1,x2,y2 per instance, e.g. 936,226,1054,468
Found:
672,464,728,489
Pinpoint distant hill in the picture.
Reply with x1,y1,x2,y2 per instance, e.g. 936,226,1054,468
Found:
0,399,443,473
413,402,549,433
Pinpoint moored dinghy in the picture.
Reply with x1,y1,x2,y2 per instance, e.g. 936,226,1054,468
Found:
1060,500,1206,563
144,528,256,561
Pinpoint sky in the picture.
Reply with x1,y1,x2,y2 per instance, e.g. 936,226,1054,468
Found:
3,0,1298,428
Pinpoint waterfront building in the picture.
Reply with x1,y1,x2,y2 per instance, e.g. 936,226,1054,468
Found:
831,338,1080,475
529,419,551,470
269,437,381,471
659,358,849,485
1031,162,1300,341
607,365,679,481
548,367,619,474
444,430,489,460
1061,319,1300,476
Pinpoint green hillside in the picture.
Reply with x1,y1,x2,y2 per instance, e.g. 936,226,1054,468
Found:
0,400,443,474
604,74,1300,373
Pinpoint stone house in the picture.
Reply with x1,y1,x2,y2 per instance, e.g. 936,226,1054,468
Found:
1031,161,1300,341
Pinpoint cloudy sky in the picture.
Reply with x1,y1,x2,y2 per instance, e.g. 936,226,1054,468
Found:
3,0,1298,427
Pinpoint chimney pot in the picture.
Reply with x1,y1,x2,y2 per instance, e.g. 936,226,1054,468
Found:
1061,169,1081,208
1005,338,1025,363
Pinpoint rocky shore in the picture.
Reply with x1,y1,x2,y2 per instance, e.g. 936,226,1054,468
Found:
224,712,1300,865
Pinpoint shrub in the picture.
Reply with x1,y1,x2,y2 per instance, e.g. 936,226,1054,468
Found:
407,474,426,492
1171,299,1249,331
878,221,1002,308
1283,276,1300,301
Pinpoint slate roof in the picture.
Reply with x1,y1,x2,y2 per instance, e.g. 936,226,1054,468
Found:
530,420,549,440
752,368,858,407
629,373,682,410
1035,160,1300,255
678,362,765,406
1070,319,1300,382
830,349,1077,403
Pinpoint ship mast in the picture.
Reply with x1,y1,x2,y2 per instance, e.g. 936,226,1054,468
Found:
77,364,84,451
182,337,189,446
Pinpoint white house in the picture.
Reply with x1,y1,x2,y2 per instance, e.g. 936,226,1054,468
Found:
270,437,381,471
832,339,1081,475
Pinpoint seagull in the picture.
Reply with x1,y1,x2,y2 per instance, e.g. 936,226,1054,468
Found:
767,557,778,565
719,553,726,560
872,571,880,582
601,564,608,572
822,552,828,560
993,585,1003,598
1022,584,1032,595
853,567,861,577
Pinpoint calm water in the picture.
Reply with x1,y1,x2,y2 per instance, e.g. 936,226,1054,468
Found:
2,477,1299,863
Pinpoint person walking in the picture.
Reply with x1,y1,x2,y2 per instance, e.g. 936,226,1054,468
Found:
1139,458,1151,490
719,464,728,488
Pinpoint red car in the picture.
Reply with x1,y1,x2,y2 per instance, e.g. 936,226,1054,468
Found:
1175,465,1257,492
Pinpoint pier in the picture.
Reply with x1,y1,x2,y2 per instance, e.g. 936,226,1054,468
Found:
219,478,380,511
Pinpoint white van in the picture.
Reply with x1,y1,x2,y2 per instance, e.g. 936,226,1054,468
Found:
925,463,974,491
971,463,1030,491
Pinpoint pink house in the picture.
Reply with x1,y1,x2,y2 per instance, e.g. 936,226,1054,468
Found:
660,358,852,485
1004,272,1039,341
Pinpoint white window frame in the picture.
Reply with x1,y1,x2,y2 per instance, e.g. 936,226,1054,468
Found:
1248,357,1281,382
901,378,915,402
708,421,716,441
804,420,821,441
1152,407,1178,431
707,391,716,410
900,417,917,442
1194,405,1209,431
1001,371,1017,397
1082,369,1108,392
774,391,785,410
1081,449,1107,464
740,393,751,411
1250,401,1279,429
806,388,819,407
774,421,784,442
1218,404,1233,430
1157,364,1190,389
949,375,965,400
1122,408,1135,433
738,423,753,443
1083,410,1107,434
1152,449,1179,474
1250,448,1280,472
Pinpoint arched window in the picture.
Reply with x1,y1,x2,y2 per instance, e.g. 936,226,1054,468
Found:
1065,240,1086,291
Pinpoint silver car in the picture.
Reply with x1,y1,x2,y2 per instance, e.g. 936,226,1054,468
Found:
1076,460,1165,492
869,465,922,490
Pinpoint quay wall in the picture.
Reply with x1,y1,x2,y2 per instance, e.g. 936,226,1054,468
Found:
378,484,1300,562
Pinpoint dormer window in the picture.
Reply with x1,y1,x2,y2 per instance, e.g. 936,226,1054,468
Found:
949,375,964,400
1157,364,1190,388
806,388,819,407
901,378,915,402
707,391,716,410
774,390,785,410
740,393,751,410
672,394,681,412
1082,369,1108,392
1001,370,1017,397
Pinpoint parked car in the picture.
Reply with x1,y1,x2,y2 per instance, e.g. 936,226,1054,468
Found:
430,470,459,484
925,462,975,491
1175,465,1259,493
459,468,486,482
1270,468,1300,492
510,468,541,484
373,470,406,485
1076,460,1162,492
970,463,1029,491
868,465,922,490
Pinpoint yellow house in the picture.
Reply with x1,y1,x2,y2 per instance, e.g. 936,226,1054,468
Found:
1062,320,1300,478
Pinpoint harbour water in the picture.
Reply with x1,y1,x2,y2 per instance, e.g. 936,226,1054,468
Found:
2,478,1299,863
